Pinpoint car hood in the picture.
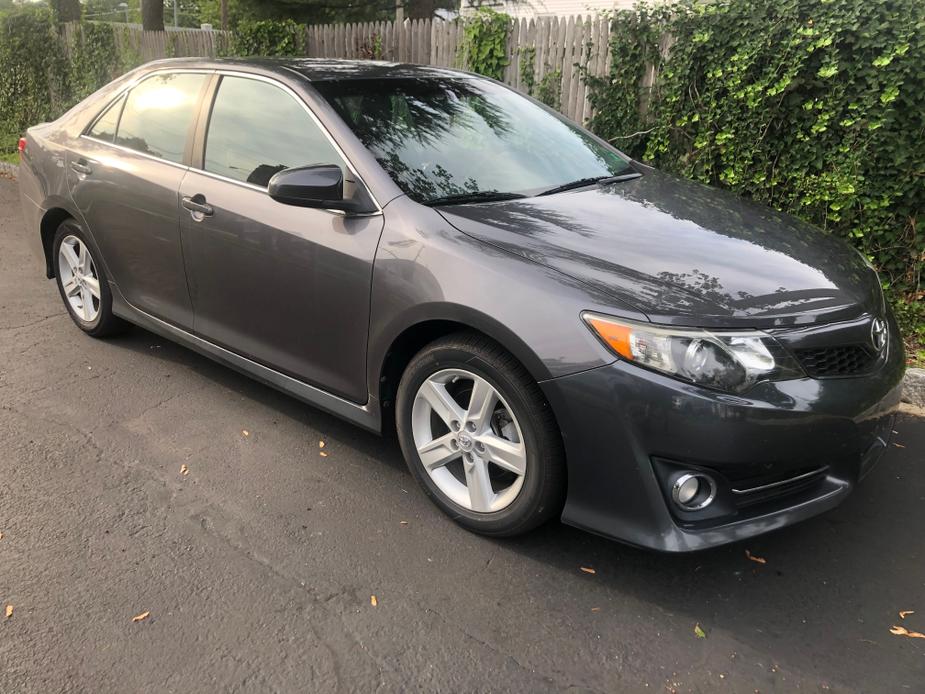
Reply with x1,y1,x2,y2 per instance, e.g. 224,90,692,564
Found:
436,168,881,328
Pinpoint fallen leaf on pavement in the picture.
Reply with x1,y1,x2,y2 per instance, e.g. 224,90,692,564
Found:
899,610,915,619
0,530,4,541
5,605,12,619
370,595,378,607
319,440,326,449
591,607,601,612
890,625,925,639
242,430,250,437
132,611,150,623
399,520,409,526
694,623,706,638
893,443,905,449
579,567,596,575
179,464,189,476
320,451,328,457
746,550,767,564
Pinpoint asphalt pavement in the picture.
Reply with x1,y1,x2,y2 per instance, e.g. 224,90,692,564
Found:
1,178,923,693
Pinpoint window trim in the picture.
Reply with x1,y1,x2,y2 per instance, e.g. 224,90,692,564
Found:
194,70,382,214
113,70,211,166
85,92,127,143
79,67,381,215
80,68,215,171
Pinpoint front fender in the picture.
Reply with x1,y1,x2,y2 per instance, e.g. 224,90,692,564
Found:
367,198,638,401
369,300,554,396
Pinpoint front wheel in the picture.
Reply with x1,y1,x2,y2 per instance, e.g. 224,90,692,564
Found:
396,333,566,537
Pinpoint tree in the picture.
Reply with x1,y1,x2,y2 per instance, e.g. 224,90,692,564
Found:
50,0,80,22
141,0,164,30
196,0,456,28
405,0,445,20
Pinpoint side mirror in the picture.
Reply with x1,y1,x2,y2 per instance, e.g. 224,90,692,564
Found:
268,164,360,212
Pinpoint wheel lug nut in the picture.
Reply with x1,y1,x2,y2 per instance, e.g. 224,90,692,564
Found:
465,422,476,432
451,420,460,431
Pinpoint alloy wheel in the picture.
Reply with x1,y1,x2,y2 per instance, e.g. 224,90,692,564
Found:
58,234,101,323
411,368,527,513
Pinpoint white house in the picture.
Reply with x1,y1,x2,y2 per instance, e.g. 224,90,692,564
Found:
460,0,638,18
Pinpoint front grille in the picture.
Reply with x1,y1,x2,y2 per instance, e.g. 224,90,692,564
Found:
794,344,876,378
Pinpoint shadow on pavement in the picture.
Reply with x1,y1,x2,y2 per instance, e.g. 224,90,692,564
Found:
109,322,407,471
109,321,924,686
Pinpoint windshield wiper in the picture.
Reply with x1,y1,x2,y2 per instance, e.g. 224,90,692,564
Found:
422,191,527,207
537,171,641,197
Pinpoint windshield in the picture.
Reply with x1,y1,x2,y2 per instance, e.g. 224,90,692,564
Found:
314,77,632,204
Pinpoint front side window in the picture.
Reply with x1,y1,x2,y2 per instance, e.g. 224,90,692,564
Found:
204,76,345,188
314,77,632,203
87,94,125,143
115,72,207,164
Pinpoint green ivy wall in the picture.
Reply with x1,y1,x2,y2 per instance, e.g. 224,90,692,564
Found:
584,0,923,356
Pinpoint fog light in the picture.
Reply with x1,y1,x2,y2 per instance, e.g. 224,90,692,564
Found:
676,476,700,504
671,473,716,511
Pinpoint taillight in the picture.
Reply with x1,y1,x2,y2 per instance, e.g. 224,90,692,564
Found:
18,137,26,156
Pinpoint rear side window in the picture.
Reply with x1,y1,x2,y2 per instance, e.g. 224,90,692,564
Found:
115,72,207,164
87,94,125,142
204,76,345,188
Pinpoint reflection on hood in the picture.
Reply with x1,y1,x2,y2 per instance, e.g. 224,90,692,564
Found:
438,169,880,328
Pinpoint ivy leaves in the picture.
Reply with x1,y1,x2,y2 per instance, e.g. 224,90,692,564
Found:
0,9,69,153
585,0,924,343
231,18,304,57
461,8,510,81
68,23,122,103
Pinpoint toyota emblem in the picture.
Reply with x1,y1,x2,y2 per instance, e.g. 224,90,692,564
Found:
870,318,888,353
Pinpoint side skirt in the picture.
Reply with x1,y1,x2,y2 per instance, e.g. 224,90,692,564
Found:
110,283,382,433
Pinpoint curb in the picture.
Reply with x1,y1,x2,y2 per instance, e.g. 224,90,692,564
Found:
903,368,925,409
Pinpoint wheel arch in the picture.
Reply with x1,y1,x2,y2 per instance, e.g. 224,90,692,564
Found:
39,206,76,279
372,304,555,433
38,201,108,283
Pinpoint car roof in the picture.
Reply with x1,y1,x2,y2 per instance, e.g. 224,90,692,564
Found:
140,57,475,83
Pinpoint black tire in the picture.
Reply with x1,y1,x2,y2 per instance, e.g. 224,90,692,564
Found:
52,220,127,338
396,332,566,537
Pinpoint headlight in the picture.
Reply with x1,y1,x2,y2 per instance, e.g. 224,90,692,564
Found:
582,312,803,393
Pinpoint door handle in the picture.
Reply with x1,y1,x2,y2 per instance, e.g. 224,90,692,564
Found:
181,194,214,218
70,160,92,175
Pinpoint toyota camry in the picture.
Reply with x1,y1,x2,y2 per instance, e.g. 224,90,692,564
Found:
17,58,904,551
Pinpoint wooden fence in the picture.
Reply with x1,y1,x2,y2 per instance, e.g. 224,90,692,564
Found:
63,16,614,124
62,22,234,64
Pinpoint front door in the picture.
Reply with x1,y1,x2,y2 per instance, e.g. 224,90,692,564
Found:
68,71,210,328
179,74,383,404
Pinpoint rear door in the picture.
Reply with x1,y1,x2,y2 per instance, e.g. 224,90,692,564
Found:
179,74,383,403
68,71,210,329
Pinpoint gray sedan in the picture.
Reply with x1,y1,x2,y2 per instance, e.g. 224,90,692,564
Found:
17,58,904,551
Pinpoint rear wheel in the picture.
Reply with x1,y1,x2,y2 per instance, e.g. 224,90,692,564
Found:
396,333,565,537
53,220,127,337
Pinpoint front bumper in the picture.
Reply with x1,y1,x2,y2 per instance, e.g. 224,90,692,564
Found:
541,317,904,552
